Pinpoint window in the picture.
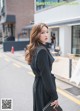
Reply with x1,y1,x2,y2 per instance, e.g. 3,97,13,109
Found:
36,0,45,11
36,0,75,11
36,0,62,11
72,26,80,54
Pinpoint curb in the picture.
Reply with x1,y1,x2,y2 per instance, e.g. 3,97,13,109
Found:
55,74,80,89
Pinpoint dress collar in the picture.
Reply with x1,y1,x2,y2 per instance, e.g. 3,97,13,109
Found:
39,42,47,48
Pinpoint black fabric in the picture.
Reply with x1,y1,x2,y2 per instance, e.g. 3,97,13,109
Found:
30,44,58,111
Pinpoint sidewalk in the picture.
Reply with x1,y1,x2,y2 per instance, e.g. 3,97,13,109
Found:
4,50,80,88
51,52,80,88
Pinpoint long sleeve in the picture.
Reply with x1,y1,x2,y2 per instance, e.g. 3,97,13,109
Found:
36,49,58,100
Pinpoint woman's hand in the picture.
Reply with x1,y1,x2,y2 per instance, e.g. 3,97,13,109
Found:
51,100,58,107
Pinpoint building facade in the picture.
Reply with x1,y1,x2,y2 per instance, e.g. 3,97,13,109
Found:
0,0,34,41
34,0,80,55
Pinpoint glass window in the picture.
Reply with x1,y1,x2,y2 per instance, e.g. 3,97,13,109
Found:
36,0,75,11
36,0,61,11
72,25,80,54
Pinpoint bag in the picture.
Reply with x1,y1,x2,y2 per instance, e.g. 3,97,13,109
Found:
42,101,63,111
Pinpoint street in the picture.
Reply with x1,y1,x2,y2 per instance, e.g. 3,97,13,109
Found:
0,51,80,111
0,0,80,110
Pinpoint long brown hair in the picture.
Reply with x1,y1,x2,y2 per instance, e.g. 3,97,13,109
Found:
25,23,48,64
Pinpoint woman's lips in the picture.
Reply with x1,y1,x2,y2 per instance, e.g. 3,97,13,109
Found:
45,38,48,40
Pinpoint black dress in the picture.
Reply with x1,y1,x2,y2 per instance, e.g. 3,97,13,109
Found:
30,44,58,111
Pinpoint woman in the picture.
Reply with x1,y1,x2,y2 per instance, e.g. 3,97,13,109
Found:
25,23,58,111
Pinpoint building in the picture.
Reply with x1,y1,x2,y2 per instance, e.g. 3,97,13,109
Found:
0,0,34,42
34,0,80,55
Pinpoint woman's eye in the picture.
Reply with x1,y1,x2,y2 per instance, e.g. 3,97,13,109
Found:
41,32,45,34
41,31,48,34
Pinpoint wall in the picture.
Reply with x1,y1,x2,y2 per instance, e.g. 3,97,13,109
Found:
6,0,34,39
3,41,30,52
59,26,71,55
34,0,80,24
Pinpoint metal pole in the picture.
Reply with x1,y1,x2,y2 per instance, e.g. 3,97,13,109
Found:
69,59,72,78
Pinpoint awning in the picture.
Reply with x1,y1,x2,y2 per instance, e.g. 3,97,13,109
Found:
48,17,80,27
1,15,16,24
22,17,80,30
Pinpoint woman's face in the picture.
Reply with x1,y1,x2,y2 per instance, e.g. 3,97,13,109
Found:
39,26,48,44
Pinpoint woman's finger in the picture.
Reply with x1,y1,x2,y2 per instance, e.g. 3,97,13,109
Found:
51,100,58,106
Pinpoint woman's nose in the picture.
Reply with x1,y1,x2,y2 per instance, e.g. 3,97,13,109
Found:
45,32,48,36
